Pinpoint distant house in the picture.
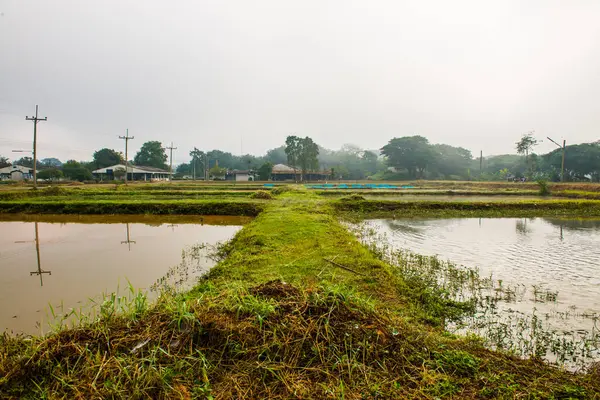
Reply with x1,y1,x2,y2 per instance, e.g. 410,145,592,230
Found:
92,164,172,181
271,164,330,181
0,165,34,181
226,170,254,182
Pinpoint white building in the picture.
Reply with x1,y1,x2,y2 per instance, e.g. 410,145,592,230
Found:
92,164,172,181
0,165,34,181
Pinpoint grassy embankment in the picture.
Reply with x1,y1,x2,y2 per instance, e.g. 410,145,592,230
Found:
2,187,600,398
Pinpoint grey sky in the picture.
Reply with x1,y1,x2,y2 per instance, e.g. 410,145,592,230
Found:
1,0,599,165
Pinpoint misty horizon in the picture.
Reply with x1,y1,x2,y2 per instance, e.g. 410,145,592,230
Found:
2,1,599,164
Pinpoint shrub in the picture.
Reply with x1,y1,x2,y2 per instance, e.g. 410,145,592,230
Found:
249,190,273,200
537,180,551,196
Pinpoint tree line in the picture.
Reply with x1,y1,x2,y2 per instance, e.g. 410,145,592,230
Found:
1,134,598,182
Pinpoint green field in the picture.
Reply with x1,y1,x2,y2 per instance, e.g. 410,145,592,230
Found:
1,183,600,398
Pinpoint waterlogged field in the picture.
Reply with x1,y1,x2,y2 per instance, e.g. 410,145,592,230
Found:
0,215,248,335
356,218,600,370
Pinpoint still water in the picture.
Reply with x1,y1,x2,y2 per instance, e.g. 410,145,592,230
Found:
0,215,248,335
365,217,600,368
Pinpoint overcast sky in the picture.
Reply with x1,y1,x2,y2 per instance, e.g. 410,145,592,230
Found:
1,0,599,164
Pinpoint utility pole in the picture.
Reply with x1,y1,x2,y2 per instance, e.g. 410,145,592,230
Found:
479,150,483,174
166,142,177,182
118,129,134,185
547,137,566,182
25,105,47,189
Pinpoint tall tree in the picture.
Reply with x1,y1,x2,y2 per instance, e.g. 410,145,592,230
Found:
516,132,539,176
381,136,433,178
134,141,168,169
189,147,206,179
285,136,319,181
0,156,10,168
93,148,124,169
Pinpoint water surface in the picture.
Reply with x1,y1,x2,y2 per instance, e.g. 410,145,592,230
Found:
365,217,600,368
0,215,247,334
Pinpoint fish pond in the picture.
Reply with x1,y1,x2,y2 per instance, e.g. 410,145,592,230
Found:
358,217,600,370
0,215,249,335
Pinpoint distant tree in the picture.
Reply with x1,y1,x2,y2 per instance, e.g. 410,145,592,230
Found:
13,157,42,169
209,166,227,180
264,146,288,165
40,158,62,168
381,136,434,179
0,156,10,168
516,133,538,158
62,160,93,181
516,132,539,176
37,168,63,182
134,141,168,169
189,147,206,179
113,167,126,180
257,162,273,180
543,142,600,182
285,136,319,181
93,148,124,169
430,144,473,179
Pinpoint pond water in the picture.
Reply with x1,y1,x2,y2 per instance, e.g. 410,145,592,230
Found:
0,215,248,335
363,217,600,369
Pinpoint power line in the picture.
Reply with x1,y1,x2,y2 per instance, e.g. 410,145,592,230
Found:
118,129,134,185
25,105,47,189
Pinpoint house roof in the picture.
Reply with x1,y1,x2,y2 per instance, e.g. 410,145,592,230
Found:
92,164,171,174
271,164,296,173
0,165,33,174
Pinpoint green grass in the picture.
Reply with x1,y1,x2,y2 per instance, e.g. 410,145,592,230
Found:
1,186,600,398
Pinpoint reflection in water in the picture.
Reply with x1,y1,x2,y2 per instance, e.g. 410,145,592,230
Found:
14,222,52,286
30,222,52,286
0,216,246,334
120,223,136,251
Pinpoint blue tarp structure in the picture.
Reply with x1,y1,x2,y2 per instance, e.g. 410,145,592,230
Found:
303,183,416,190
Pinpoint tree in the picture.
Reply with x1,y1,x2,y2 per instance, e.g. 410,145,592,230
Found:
381,136,434,178
37,168,63,182
0,156,10,168
93,148,124,169
257,162,273,180
134,141,168,169
430,144,472,179
543,142,600,181
189,147,206,179
209,166,227,180
13,157,42,169
40,158,62,168
516,132,539,176
285,136,320,181
264,146,288,165
516,133,538,158
62,160,93,181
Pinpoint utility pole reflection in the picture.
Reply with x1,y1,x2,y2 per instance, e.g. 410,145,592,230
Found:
28,222,51,286
121,223,136,251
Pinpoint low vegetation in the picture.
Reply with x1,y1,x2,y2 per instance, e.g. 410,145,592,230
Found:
1,184,600,398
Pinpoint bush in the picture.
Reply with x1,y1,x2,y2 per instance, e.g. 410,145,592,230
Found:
272,186,292,195
537,180,551,196
249,190,273,200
